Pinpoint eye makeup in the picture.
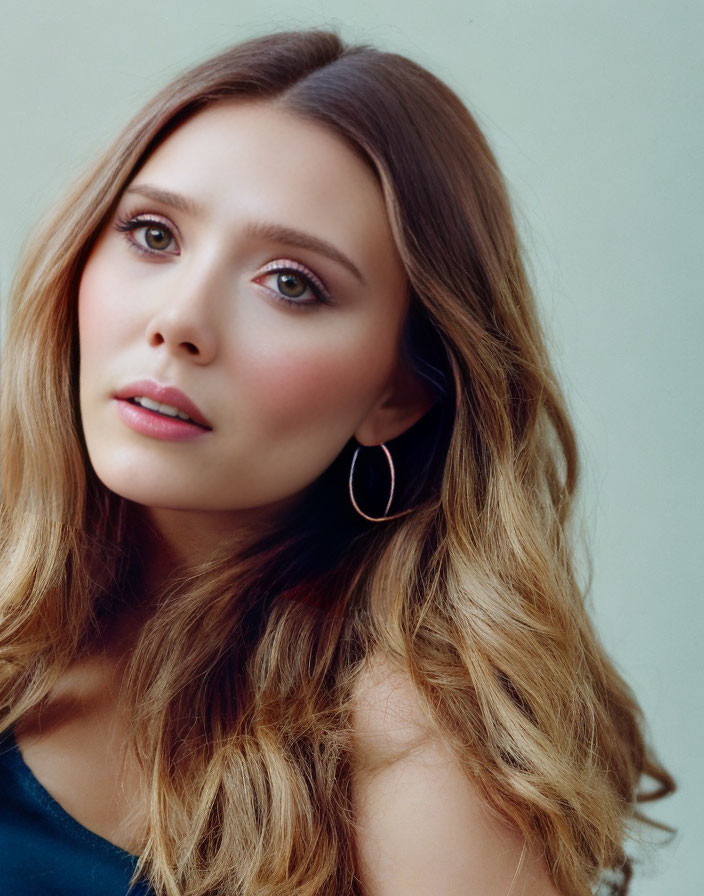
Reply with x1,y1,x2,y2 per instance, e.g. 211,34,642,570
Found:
114,212,180,258
254,259,332,309
113,208,333,310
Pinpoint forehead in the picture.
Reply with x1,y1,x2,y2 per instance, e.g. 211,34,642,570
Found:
130,101,399,274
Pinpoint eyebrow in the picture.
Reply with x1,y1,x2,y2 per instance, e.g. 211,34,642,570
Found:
123,183,366,285
243,221,365,285
125,184,202,216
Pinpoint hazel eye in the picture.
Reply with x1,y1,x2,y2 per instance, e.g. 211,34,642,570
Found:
114,213,180,256
254,260,331,308
140,225,175,252
277,271,308,299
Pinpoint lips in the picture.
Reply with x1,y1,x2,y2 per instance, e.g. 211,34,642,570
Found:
113,379,212,429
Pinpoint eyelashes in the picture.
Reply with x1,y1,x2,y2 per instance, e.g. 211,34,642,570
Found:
253,260,331,308
113,211,332,309
115,208,179,255
115,213,179,256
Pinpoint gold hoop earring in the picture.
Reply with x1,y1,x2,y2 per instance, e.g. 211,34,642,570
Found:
348,443,411,523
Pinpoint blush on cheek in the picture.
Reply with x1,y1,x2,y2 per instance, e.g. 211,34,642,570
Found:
78,258,107,338
240,343,390,435
78,254,143,371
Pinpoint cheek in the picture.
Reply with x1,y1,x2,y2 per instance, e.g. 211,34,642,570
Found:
232,320,397,434
77,278,100,361
77,254,127,359
77,264,106,384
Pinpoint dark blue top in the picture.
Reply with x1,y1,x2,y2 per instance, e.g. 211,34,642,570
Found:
0,726,151,895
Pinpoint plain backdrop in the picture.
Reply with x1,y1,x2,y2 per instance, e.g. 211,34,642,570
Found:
1,1,701,893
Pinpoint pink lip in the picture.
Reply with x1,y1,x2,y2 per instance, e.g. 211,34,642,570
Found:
113,379,212,429
114,400,211,441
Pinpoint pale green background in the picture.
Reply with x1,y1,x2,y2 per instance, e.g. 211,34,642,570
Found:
1,1,701,893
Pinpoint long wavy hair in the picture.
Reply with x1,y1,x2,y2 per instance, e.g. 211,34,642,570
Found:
0,29,673,896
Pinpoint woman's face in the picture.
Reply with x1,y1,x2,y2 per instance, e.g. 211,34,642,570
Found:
78,101,426,526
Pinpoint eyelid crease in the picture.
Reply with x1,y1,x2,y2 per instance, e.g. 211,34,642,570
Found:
254,263,331,311
115,208,181,238
257,259,331,303
114,211,181,256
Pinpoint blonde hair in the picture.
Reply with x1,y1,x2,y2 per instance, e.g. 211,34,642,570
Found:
0,30,673,896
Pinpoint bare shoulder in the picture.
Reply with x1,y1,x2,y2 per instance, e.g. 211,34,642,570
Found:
350,653,562,896
350,652,437,770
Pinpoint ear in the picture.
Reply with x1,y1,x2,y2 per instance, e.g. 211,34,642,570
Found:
354,360,436,447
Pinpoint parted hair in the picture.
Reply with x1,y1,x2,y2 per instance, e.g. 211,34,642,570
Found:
0,29,673,896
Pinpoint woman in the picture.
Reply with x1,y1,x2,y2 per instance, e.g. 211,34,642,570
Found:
0,29,673,896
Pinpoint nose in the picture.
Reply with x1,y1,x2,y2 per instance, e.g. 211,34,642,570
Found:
145,265,221,364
